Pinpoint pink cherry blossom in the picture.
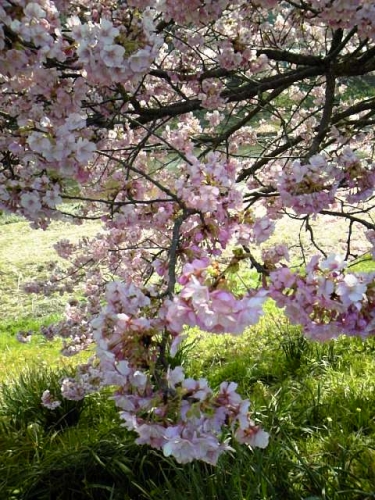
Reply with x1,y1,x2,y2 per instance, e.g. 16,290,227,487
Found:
336,274,367,306
20,192,42,214
41,390,61,410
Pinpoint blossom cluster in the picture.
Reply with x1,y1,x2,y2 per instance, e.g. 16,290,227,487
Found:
166,258,267,336
269,254,375,341
68,15,162,85
276,151,375,215
277,154,340,215
337,147,375,203
262,244,290,270
313,0,375,41
86,279,269,465
0,172,63,227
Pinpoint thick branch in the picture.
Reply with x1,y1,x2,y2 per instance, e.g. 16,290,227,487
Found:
257,48,324,66
306,67,336,157
167,212,187,297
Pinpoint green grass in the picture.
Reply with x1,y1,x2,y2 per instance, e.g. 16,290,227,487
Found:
0,215,99,320
0,315,91,383
0,214,99,384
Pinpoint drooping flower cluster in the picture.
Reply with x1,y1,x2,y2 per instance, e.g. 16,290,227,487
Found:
87,279,269,465
166,258,267,336
269,254,375,341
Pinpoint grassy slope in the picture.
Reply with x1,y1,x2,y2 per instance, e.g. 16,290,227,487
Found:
0,215,99,380
0,215,99,320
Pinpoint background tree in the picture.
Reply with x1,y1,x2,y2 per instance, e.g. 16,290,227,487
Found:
1,0,375,463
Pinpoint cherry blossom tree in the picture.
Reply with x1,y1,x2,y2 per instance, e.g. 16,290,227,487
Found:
1,0,375,464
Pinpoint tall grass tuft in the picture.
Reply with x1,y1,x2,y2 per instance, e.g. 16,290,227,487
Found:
0,365,85,432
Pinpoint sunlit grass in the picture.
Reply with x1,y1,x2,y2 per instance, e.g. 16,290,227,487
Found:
0,215,100,320
0,315,91,383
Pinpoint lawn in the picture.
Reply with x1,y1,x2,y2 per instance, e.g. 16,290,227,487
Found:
0,213,99,320
1,215,375,499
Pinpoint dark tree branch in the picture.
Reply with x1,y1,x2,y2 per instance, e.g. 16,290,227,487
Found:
167,211,187,297
257,48,324,66
320,210,375,230
307,66,336,157
304,216,327,258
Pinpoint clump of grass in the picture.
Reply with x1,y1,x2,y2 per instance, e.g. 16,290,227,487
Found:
0,365,85,432
0,211,22,225
2,427,172,500
0,365,177,499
